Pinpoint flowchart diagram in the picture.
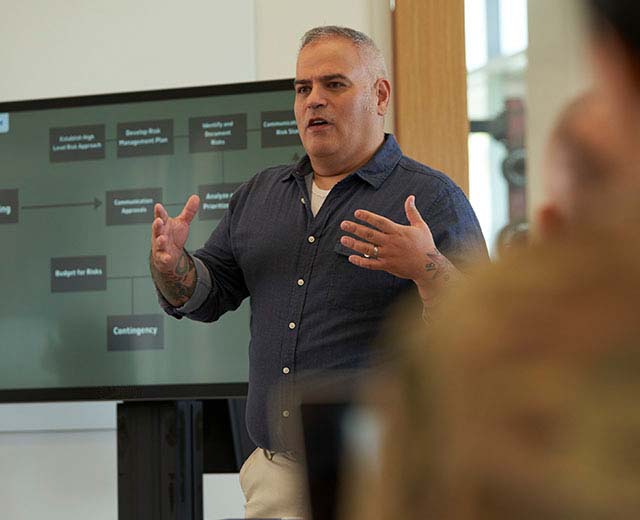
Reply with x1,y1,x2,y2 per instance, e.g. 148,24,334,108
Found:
0,94,303,380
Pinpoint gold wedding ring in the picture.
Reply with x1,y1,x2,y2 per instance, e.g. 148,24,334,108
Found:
364,245,379,259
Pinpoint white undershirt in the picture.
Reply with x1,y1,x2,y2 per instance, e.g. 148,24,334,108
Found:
310,179,331,217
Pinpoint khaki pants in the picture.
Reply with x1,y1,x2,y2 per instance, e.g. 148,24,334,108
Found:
239,447,310,519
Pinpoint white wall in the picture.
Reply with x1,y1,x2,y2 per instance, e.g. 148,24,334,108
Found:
0,430,118,520
0,0,256,101
0,1,393,519
0,416,246,520
255,0,369,80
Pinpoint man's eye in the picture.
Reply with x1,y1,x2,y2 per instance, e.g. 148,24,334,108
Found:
296,86,310,95
327,82,345,89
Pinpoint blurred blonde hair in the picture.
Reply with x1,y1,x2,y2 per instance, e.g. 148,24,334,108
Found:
344,214,640,520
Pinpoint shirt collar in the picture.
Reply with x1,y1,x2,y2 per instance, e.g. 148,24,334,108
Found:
284,133,402,190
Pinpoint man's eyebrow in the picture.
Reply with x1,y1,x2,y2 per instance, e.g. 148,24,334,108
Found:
319,74,351,83
293,74,351,86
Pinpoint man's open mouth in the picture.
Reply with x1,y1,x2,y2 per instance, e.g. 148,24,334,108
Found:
308,118,330,127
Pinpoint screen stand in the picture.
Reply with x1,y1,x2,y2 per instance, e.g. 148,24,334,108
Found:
117,400,203,520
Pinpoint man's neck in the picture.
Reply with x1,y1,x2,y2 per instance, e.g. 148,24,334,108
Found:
312,170,350,190
310,135,385,190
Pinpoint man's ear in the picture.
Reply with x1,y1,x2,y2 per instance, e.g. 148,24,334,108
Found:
534,204,567,241
375,78,391,116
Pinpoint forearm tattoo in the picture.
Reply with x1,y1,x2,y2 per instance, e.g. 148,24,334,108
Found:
424,248,452,282
175,250,190,276
421,248,459,323
151,249,197,306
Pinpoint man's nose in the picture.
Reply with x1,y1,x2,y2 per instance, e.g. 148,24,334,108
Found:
306,86,327,109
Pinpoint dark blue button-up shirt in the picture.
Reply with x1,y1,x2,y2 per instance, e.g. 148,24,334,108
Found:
161,134,487,450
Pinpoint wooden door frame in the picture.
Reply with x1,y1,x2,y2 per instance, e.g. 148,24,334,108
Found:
393,0,469,193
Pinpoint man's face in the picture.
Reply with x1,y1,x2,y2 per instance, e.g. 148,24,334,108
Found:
294,37,385,169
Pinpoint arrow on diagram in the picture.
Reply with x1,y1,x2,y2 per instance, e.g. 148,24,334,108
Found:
21,197,102,210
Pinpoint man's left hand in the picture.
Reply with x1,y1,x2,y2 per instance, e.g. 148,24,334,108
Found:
339,195,458,303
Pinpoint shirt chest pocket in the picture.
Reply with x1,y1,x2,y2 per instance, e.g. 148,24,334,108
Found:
329,242,400,311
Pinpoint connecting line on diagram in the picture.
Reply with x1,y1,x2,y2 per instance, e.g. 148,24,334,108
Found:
106,275,153,315
21,197,103,211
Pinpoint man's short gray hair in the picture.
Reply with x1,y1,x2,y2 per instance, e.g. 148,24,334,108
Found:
299,25,388,79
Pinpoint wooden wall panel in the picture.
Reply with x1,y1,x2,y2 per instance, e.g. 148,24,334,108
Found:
393,0,469,193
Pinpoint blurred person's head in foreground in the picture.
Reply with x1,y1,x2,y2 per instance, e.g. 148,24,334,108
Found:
537,91,619,238
344,218,640,520
534,1,640,239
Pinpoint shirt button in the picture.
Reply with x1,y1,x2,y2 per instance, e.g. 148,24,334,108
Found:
308,235,316,243
282,367,290,374
282,410,290,418
301,197,306,204
288,322,296,330
297,279,305,286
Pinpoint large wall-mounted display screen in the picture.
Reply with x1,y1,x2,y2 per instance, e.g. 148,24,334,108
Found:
0,80,304,402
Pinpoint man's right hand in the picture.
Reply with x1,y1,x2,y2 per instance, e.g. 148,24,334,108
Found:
150,194,200,306
151,194,200,273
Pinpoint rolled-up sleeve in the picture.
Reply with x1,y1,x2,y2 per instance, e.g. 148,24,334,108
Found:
154,254,212,318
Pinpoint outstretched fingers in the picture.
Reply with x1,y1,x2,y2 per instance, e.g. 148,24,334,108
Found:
404,195,426,227
340,220,386,245
340,235,379,258
153,232,169,251
353,209,397,234
154,202,169,223
347,254,385,271
179,195,201,224
151,216,165,240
